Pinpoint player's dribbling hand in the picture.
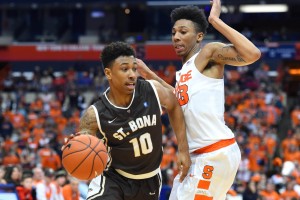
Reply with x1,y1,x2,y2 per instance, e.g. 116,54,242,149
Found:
61,132,81,151
177,150,191,182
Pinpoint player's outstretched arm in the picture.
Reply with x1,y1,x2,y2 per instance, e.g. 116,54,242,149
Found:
200,0,261,67
151,80,191,182
136,58,174,91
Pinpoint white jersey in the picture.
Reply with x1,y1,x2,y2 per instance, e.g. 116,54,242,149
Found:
175,52,234,152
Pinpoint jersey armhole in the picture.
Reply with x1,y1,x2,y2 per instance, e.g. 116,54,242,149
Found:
146,80,163,115
91,105,106,138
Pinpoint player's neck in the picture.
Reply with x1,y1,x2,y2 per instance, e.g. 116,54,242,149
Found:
107,90,133,107
182,45,201,65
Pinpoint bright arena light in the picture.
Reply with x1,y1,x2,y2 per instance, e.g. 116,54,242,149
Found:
147,1,210,6
239,4,288,13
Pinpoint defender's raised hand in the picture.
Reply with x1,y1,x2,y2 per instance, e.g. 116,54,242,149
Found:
208,0,221,23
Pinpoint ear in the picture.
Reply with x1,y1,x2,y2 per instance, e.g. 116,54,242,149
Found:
196,32,204,43
104,68,112,80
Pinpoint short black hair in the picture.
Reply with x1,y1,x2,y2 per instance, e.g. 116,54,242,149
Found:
101,41,136,69
170,5,209,34
21,173,33,181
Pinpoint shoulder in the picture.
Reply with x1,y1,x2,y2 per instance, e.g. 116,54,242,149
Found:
136,78,154,92
92,95,106,111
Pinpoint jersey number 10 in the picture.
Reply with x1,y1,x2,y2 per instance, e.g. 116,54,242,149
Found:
129,133,153,157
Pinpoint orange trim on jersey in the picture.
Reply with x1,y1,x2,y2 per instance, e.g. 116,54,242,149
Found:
197,180,211,190
194,195,213,200
193,138,236,154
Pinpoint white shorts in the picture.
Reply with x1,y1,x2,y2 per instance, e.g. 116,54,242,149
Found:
169,142,241,200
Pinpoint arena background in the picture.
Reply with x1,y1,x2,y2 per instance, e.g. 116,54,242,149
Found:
0,0,300,200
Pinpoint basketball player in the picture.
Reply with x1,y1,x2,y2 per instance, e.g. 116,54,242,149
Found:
64,41,191,200
136,0,261,199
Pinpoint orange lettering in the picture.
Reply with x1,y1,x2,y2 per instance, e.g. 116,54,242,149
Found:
202,165,214,179
175,84,189,106
179,70,192,83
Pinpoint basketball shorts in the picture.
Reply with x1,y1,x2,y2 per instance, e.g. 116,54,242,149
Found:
169,142,241,200
86,168,162,200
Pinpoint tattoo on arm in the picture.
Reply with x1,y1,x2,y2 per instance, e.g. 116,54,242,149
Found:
236,55,246,62
222,45,232,52
78,108,98,135
219,45,246,63
217,54,246,63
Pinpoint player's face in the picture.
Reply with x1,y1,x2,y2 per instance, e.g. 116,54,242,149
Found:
106,55,138,94
172,19,203,58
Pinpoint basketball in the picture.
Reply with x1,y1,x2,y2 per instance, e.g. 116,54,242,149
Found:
62,134,108,180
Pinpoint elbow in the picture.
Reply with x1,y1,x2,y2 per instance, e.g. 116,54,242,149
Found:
249,47,261,62
253,47,262,61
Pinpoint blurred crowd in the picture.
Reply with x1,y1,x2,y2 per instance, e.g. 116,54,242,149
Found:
0,61,300,200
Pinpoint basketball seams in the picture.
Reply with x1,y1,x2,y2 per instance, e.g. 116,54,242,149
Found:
62,135,106,158
69,138,101,175
62,136,92,158
87,151,105,180
62,145,90,159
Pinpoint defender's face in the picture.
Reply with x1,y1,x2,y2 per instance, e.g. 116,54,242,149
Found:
172,19,203,58
105,55,138,94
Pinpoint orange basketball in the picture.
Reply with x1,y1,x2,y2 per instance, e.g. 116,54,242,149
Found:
62,134,108,180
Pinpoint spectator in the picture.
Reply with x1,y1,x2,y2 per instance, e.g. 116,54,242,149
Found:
10,108,25,129
280,179,299,200
52,73,67,92
242,179,259,200
39,91,53,115
62,176,81,200
3,74,15,92
67,85,79,111
19,146,37,170
76,71,93,90
51,170,67,200
35,168,55,200
259,181,280,200
32,167,45,186
0,115,13,140
16,173,35,200
42,149,62,171
2,149,21,166
164,62,176,86
40,70,53,92
291,105,300,128
3,165,22,186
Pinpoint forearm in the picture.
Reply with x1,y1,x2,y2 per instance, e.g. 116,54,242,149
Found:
209,17,260,60
167,106,189,152
146,71,175,91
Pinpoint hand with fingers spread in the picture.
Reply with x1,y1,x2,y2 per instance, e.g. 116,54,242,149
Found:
208,0,222,24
